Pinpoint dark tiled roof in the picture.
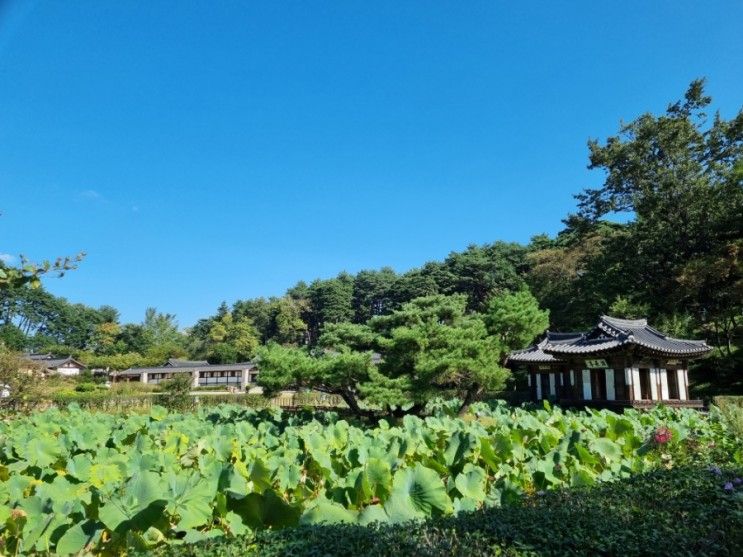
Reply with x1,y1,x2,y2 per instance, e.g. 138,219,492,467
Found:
115,362,255,376
507,338,566,363
25,355,86,370
165,358,209,367
509,315,711,363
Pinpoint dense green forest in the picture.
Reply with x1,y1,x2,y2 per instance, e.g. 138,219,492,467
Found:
1,80,741,394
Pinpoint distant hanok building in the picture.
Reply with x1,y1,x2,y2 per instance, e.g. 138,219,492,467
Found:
25,353,86,376
507,316,712,408
113,358,259,391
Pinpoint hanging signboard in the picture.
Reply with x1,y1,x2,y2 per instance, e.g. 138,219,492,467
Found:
585,359,608,369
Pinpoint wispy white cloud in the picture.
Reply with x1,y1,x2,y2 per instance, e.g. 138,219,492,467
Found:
79,189,103,201
0,253,15,264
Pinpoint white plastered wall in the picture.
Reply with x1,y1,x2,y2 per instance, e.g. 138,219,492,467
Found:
605,369,615,401
582,370,591,400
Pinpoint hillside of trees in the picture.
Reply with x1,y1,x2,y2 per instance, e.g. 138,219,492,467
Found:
1,80,741,395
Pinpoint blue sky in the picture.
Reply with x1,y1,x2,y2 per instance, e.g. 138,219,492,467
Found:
1,1,741,327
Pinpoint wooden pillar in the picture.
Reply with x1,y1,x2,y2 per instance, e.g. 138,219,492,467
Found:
536,373,542,400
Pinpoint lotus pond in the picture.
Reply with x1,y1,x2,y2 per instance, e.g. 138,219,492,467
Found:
0,402,740,554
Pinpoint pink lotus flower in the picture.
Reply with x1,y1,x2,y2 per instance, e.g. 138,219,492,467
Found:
654,426,672,444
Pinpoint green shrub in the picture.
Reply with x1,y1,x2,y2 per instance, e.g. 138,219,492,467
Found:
150,466,743,557
109,381,158,395
714,396,743,440
156,373,194,411
74,382,99,392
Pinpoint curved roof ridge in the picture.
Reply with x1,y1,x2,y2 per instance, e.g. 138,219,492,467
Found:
601,315,648,328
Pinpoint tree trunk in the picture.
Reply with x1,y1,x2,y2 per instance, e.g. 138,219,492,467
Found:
458,384,483,416
339,389,369,419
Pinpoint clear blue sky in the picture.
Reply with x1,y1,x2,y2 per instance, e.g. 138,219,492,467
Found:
1,1,741,327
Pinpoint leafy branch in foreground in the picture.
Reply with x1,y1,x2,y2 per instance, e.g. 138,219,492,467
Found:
0,252,85,290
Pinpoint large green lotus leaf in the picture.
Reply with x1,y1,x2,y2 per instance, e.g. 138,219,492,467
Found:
162,431,190,456
274,462,302,492
479,438,499,472
161,471,215,530
35,476,90,514
19,497,68,553
224,464,249,498
211,436,233,461
454,464,487,502
590,438,622,464
149,406,168,421
572,442,599,467
443,432,472,469
55,520,103,555
606,415,635,440
359,458,392,502
66,453,93,482
229,490,302,529
98,471,166,533
127,451,161,474
23,437,61,469
5,473,32,504
329,421,349,449
247,458,273,494
300,496,357,525
453,496,479,514
181,528,225,545
358,503,388,525
508,430,528,461
384,464,452,523
89,463,124,490
303,432,333,473
533,458,560,487
570,465,596,487
225,510,250,536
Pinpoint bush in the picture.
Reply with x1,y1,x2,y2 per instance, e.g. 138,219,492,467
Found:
74,382,100,392
0,349,45,411
152,467,743,557
156,373,194,411
109,381,158,395
714,396,743,440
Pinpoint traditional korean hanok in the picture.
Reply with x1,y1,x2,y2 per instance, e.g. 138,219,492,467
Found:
507,316,711,409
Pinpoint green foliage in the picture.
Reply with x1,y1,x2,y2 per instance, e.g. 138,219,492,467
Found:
713,396,743,439
0,403,738,553
157,373,195,411
150,466,743,557
0,252,84,290
484,289,549,353
258,294,527,415
572,79,743,351
0,349,46,410
206,314,260,363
